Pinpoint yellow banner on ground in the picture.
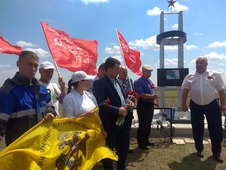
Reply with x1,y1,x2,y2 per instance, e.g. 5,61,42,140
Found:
0,109,118,170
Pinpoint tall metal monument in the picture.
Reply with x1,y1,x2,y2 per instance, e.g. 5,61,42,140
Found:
156,1,187,108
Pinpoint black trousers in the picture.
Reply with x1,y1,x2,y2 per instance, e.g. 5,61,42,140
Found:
102,118,130,170
136,100,154,147
190,100,223,154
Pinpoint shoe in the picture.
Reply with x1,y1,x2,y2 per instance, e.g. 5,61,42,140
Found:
138,146,149,150
128,149,134,153
146,142,155,146
196,151,204,158
213,154,224,163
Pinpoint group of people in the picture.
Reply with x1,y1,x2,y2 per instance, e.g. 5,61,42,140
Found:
0,51,157,170
0,50,225,170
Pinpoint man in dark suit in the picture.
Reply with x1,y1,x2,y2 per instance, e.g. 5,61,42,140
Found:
93,57,132,170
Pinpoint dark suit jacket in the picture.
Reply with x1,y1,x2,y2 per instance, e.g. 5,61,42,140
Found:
93,75,126,130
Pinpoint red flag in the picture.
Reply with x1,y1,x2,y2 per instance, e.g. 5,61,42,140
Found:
0,36,22,55
116,31,142,76
41,22,98,75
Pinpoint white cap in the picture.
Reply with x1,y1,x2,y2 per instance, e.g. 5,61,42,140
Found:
40,61,55,70
71,71,93,83
142,65,153,71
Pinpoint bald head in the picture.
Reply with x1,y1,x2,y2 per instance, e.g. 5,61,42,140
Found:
118,66,128,81
196,57,208,74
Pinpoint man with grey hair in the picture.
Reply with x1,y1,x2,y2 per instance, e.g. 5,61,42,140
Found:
182,56,226,163
39,61,66,116
134,64,158,150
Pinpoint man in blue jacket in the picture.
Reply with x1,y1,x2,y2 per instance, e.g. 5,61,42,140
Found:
0,51,56,146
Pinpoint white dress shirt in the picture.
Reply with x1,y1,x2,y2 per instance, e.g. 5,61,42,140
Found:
182,71,225,105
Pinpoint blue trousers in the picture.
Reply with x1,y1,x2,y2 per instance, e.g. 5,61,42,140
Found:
190,100,223,154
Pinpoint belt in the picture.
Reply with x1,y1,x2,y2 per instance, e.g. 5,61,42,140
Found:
138,98,154,103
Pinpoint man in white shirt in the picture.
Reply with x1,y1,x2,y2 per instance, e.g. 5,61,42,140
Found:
39,61,66,116
182,57,226,163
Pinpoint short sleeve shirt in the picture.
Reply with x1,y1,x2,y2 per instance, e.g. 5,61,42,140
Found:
182,71,225,105
134,76,155,95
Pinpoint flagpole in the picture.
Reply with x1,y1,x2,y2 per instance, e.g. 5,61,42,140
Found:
40,21,62,78
115,28,133,90
52,58,61,77
115,28,126,67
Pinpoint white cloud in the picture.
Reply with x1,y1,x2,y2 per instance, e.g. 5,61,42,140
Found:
185,45,198,50
147,3,188,16
129,36,159,51
101,55,123,65
207,41,226,48
105,35,185,54
0,64,11,68
16,41,37,48
171,2,189,12
147,6,162,16
218,63,226,66
104,47,113,54
165,58,178,66
112,55,123,63
104,45,120,54
81,0,109,5
15,40,50,58
191,52,226,65
104,34,191,56
171,24,178,29
204,52,226,61
24,48,50,58
193,33,203,36
165,46,178,51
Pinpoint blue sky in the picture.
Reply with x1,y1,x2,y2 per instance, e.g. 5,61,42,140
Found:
1,0,226,86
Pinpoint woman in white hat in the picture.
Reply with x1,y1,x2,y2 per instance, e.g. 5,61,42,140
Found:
63,71,106,137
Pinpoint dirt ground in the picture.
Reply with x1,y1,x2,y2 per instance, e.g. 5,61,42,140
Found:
1,136,226,170
92,137,226,170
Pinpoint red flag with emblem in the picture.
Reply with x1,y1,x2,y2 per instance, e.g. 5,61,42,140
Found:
116,30,142,76
41,22,98,75
0,36,22,55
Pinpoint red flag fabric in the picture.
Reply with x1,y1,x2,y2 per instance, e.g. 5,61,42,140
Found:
41,22,98,75
0,36,22,55
116,31,142,76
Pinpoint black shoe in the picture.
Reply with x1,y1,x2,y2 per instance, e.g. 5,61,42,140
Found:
138,146,149,150
128,149,134,153
213,154,224,163
196,151,204,158
146,142,155,146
